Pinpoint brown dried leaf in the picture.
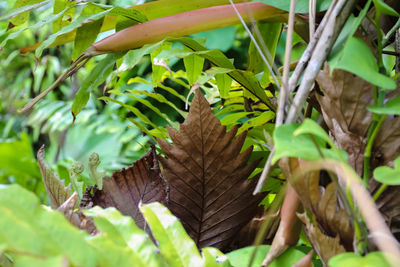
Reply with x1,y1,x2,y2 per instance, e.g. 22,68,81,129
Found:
283,159,353,249
157,89,263,249
80,146,168,229
263,185,302,266
229,207,280,249
57,192,97,234
37,145,71,208
315,64,371,175
293,249,313,267
298,213,346,265
316,64,400,171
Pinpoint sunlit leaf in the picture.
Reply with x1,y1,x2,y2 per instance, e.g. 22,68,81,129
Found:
329,252,390,267
72,53,123,118
84,207,165,267
226,245,307,267
330,37,396,89
272,124,348,164
367,97,400,115
374,157,400,185
373,0,400,16
140,202,204,267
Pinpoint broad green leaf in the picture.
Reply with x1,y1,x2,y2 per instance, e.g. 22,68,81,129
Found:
191,26,236,52
373,157,400,185
202,247,232,267
294,118,335,148
367,97,400,114
215,73,232,98
238,111,275,134
330,37,396,89
330,1,372,59
373,0,400,16
52,0,75,33
272,123,348,164
72,53,123,117
259,0,332,13
0,132,40,182
84,207,165,267
117,41,165,73
87,235,143,267
0,0,49,22
220,112,253,126
329,252,390,267
36,7,110,57
14,255,67,267
8,0,46,25
140,202,203,267
1,7,70,47
151,42,172,87
21,0,244,51
72,4,105,60
36,4,146,57
166,37,272,108
117,37,272,108
226,245,306,267
0,185,97,267
248,22,281,87
184,52,205,85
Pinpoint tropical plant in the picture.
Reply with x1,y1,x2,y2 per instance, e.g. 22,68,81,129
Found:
1,0,400,266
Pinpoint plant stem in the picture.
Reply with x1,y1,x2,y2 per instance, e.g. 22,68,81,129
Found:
373,183,388,201
363,114,386,186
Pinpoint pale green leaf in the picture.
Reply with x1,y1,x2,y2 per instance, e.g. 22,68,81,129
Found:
248,22,281,87
226,245,307,267
215,73,232,98
84,207,165,267
238,111,275,135
272,124,348,164
202,247,232,267
330,37,396,89
1,7,69,47
373,157,400,185
140,202,203,267
72,53,123,117
329,252,390,267
0,0,49,22
9,0,46,25
294,118,335,148
184,53,205,85
367,97,400,114
373,0,399,16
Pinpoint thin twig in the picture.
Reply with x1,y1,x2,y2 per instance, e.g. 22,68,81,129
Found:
383,17,400,47
228,0,281,90
285,0,356,123
20,54,91,113
276,0,296,126
254,0,357,194
288,1,336,94
309,0,316,40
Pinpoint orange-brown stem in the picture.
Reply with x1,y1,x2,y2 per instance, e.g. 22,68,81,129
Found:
93,2,285,52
